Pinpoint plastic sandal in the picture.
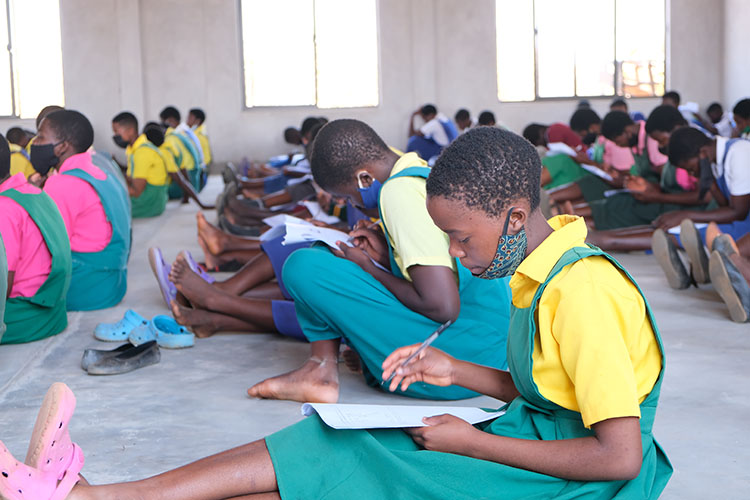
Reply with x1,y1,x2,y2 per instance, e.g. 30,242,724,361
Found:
129,315,195,349
148,247,177,307
0,442,83,500
94,309,148,342
179,250,215,284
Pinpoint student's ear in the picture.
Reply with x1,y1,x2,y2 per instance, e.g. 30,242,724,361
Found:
507,205,528,233
355,169,375,188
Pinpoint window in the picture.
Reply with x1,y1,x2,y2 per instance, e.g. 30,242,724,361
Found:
496,0,665,102
240,0,379,109
0,0,65,118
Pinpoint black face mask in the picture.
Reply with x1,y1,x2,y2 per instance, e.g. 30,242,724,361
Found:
112,134,129,149
697,157,714,199
582,132,598,146
30,142,61,175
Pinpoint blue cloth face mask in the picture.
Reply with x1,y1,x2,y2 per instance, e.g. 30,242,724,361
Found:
477,207,528,280
357,174,382,210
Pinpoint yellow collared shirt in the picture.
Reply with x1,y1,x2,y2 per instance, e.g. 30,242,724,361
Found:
194,124,212,166
126,134,168,186
510,215,661,428
9,143,34,178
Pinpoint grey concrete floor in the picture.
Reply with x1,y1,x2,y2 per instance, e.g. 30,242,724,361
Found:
0,176,748,498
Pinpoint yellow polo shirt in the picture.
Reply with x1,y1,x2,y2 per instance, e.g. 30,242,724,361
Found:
159,144,180,174
379,152,456,280
164,127,195,171
195,124,212,166
126,134,168,186
510,215,661,428
9,143,34,178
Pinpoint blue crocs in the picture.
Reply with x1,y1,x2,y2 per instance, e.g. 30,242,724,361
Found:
129,315,195,349
94,310,148,342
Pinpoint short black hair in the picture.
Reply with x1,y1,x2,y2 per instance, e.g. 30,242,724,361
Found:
6,127,27,145
667,127,711,166
707,102,723,115
454,108,470,122
645,105,687,134
36,105,64,129
610,98,627,109
522,123,547,146
663,90,681,105
601,111,634,141
310,119,391,190
143,121,166,147
159,106,181,122
284,127,301,145
113,111,139,131
569,108,600,132
300,117,322,137
426,127,541,216
188,108,205,123
43,110,94,153
421,104,437,116
0,133,10,179
733,98,750,119
478,111,496,126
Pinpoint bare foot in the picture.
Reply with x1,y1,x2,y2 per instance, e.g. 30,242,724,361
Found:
169,255,226,310
341,346,363,374
198,234,221,271
170,300,218,338
705,222,721,252
197,212,227,255
247,358,340,403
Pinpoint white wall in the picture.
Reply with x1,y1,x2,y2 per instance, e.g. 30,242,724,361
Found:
0,0,734,165
723,0,750,108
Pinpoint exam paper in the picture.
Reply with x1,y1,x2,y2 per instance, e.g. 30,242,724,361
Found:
283,223,352,249
580,163,614,182
301,201,342,225
301,403,506,430
667,223,707,236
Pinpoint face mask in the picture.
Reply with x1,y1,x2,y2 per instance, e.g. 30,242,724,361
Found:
697,157,714,199
477,207,528,280
658,145,668,155
112,134,129,149
357,174,382,209
30,142,62,175
582,132,598,146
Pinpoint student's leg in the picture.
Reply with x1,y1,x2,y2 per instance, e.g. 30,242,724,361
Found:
587,227,656,252
197,212,262,255
261,190,293,208
215,252,276,295
69,439,279,500
242,282,286,300
547,182,584,203
170,301,265,337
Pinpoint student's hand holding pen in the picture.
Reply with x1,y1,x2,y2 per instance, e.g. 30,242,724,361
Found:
349,223,390,268
381,345,456,393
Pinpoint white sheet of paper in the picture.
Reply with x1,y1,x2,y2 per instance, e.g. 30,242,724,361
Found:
301,403,505,430
302,201,341,225
546,142,578,157
580,163,614,182
262,214,309,228
667,222,708,235
603,189,632,198
283,223,352,249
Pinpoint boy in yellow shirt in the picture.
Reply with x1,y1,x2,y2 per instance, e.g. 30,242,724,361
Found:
159,106,204,193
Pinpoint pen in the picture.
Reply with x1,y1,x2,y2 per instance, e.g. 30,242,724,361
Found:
385,320,453,383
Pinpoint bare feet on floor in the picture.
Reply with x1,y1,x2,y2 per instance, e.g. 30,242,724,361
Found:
198,234,221,271
169,254,226,310
197,212,227,256
170,300,219,338
247,358,340,403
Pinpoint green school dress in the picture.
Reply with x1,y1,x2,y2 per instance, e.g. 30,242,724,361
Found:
0,235,7,344
128,143,168,218
282,166,512,400
542,153,589,189
266,246,672,499
0,190,71,345
629,144,661,184
62,168,132,311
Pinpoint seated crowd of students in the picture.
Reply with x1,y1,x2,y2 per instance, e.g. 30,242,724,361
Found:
1,89,747,499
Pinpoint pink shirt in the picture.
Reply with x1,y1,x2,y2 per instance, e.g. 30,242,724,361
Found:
602,138,635,171
0,173,53,298
43,152,112,253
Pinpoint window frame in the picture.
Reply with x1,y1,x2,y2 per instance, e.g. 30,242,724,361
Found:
496,0,668,103
237,0,382,111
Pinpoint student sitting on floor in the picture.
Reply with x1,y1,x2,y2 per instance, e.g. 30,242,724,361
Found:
8,127,671,500
407,104,458,161
733,98,750,139
522,122,548,158
454,108,475,133
187,107,212,169
610,97,646,122
29,110,131,311
707,102,735,138
249,119,512,403
477,110,496,127
112,112,170,218
159,106,204,193
0,134,71,344
569,108,602,145
6,127,33,178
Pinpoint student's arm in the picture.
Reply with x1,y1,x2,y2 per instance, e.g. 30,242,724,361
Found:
653,192,750,229
129,177,147,197
540,167,553,187
168,171,214,209
409,110,424,138
262,189,293,207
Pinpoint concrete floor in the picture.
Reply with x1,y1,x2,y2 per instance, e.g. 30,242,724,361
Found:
0,176,748,498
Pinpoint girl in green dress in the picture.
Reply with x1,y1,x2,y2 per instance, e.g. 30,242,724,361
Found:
1,128,671,500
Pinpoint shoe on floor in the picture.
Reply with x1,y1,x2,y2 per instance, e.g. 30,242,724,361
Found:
94,309,148,342
651,229,692,290
679,219,710,284
129,315,195,349
81,343,133,371
708,250,750,323
179,250,215,284
86,340,161,375
148,247,177,307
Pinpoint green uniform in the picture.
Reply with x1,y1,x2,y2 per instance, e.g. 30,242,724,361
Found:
0,190,71,344
542,153,589,189
266,246,672,499
62,168,132,311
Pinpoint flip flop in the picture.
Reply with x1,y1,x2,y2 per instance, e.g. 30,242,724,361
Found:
179,250,215,284
148,247,177,307
679,219,710,284
94,309,148,342
129,315,195,349
709,250,750,323
651,229,692,290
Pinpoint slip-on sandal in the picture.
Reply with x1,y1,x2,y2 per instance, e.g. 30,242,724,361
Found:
93,309,148,342
218,214,261,237
129,315,195,349
709,250,750,323
148,247,177,307
81,343,133,371
179,250,215,284
86,341,161,376
680,219,710,284
651,229,692,290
